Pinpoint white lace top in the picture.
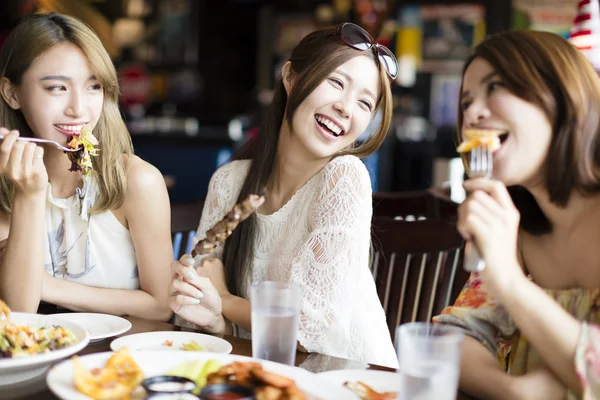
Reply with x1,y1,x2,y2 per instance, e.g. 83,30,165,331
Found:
43,176,139,290
193,155,398,368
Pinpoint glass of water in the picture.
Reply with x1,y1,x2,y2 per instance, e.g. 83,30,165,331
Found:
396,322,464,400
250,281,302,365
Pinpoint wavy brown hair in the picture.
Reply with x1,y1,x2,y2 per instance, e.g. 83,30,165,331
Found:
222,26,393,296
0,13,132,214
457,30,600,235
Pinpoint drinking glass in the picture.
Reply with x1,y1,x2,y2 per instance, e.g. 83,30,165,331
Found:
250,281,301,365
396,322,464,400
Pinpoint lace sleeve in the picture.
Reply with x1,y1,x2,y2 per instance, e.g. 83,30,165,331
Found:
575,323,600,399
192,161,249,260
174,161,248,331
290,156,373,353
433,273,517,367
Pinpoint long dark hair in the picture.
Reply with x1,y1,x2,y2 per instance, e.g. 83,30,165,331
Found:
221,26,393,296
457,30,600,235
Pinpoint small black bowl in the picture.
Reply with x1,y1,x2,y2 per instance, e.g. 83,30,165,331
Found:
198,383,255,400
142,375,197,395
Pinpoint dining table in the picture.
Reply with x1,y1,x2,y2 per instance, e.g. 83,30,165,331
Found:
4,315,478,400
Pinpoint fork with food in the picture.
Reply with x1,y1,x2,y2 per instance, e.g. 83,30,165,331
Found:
457,128,507,272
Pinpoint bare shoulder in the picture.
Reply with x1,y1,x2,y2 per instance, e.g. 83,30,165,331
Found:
126,155,167,194
122,155,169,213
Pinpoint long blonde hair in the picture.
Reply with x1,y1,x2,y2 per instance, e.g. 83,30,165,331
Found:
0,12,132,214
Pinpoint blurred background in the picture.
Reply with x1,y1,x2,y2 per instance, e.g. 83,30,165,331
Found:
0,0,580,224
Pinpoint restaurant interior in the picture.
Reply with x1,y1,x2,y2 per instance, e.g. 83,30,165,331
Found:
0,0,588,399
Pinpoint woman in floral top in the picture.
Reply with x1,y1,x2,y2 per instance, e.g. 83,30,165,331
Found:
433,30,600,400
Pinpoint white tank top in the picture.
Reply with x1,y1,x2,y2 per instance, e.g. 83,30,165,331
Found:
43,176,139,290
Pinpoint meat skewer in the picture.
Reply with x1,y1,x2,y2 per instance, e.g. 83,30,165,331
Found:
192,194,265,258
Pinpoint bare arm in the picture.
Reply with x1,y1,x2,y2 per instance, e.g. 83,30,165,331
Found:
0,133,48,312
459,336,516,400
0,192,46,312
43,157,173,320
221,293,251,332
495,273,581,394
458,179,580,394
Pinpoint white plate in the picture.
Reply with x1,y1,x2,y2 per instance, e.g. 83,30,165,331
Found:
0,312,89,386
110,331,233,354
52,313,132,342
47,351,357,400
318,369,402,397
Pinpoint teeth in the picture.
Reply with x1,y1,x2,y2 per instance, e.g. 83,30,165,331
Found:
316,115,342,136
56,124,84,133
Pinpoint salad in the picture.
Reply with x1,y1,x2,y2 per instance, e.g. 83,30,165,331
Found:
66,124,100,176
0,300,77,358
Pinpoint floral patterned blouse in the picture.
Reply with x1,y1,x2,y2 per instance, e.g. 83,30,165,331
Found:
433,273,600,400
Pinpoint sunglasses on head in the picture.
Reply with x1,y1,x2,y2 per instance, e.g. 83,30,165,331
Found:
330,22,399,80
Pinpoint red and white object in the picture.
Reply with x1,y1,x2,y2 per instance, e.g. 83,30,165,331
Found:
570,0,600,70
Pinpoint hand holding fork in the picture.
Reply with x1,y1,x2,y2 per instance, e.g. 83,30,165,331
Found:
463,145,493,272
0,129,48,194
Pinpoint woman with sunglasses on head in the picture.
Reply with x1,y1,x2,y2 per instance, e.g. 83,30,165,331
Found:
0,14,173,320
433,30,600,399
168,23,399,367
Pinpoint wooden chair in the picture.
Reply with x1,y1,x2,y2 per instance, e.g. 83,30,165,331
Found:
371,216,469,344
373,188,458,221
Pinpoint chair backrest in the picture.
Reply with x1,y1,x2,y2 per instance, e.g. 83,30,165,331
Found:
172,230,197,260
371,217,469,345
373,189,458,221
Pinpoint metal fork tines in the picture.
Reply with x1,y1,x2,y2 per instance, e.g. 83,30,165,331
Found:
469,144,493,179
464,145,492,272
0,135,80,152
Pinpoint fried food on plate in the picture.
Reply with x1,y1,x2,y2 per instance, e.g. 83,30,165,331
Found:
73,347,144,400
344,380,398,400
206,361,307,400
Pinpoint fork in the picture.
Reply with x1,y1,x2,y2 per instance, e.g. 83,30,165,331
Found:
0,135,80,152
464,145,492,272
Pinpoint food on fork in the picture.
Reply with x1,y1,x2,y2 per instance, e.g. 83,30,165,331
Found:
456,128,505,153
66,123,100,176
344,381,398,400
0,299,76,358
73,347,144,399
192,194,265,257
206,361,307,400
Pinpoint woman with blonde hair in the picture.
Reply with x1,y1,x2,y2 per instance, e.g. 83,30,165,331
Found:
168,23,399,367
434,30,600,399
0,13,172,320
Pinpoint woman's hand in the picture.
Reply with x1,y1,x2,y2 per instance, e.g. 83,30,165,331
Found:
509,367,567,400
168,255,225,334
0,129,47,195
457,178,525,295
195,257,229,296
